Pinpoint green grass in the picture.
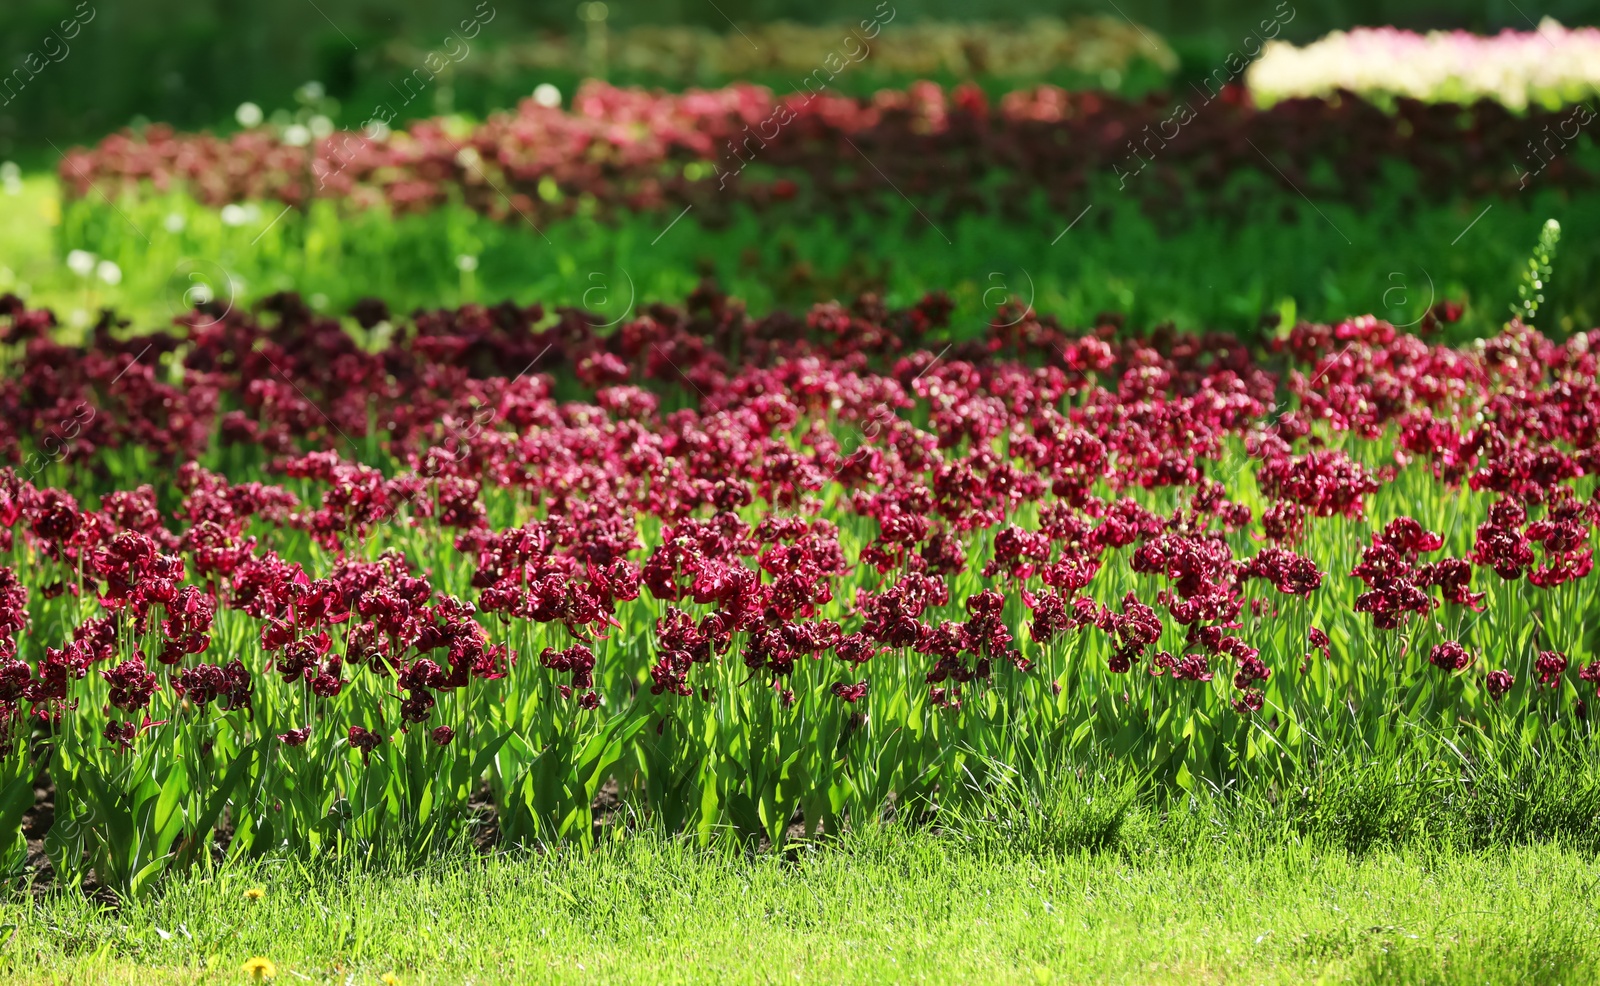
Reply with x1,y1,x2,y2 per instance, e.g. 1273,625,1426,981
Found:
7,780,1600,986
17,170,1600,341
0,177,62,306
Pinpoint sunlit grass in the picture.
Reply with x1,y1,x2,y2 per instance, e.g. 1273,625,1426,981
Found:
11,171,1599,340
4,801,1598,986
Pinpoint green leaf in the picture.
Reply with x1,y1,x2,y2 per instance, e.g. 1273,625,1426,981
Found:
152,767,187,846
190,743,256,851
0,772,35,838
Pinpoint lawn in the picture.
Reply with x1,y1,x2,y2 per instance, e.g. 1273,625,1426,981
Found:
6,815,1598,985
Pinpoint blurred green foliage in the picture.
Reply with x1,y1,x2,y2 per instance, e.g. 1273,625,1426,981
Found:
6,0,1600,159
23,175,1600,343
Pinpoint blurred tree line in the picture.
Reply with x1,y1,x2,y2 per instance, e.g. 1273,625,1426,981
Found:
4,0,1599,158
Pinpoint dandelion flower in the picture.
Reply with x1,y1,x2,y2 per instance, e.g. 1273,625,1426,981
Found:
66,249,96,277
241,956,277,981
244,886,266,901
380,974,401,985
185,280,215,306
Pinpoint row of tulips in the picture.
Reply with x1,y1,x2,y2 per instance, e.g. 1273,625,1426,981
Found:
57,79,1600,231
0,286,1598,892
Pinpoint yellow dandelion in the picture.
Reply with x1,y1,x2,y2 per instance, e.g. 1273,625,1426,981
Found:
244,886,266,901
380,975,401,986
241,956,277,981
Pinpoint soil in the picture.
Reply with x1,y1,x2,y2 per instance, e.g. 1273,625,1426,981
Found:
21,779,53,890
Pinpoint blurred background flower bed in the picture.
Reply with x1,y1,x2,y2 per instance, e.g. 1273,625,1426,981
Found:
1248,18,1600,109
387,14,1178,92
57,80,1596,223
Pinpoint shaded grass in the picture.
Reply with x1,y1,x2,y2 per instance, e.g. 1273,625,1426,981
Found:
941,742,1600,862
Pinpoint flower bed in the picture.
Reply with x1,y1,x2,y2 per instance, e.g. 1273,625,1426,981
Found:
1248,19,1600,110
57,79,1600,230
0,288,1595,889
381,14,1176,87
